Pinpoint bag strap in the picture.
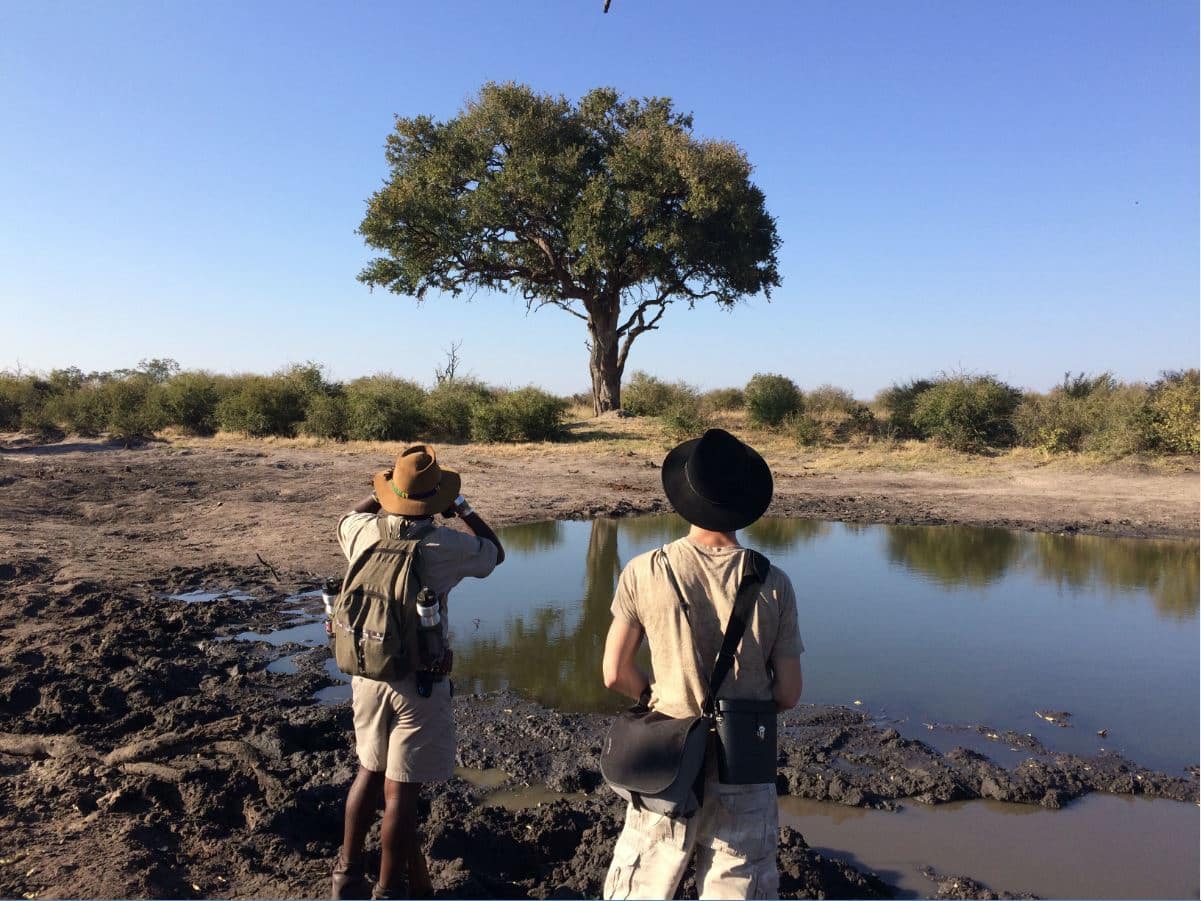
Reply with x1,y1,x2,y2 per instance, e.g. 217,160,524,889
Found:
660,546,771,718
375,514,437,543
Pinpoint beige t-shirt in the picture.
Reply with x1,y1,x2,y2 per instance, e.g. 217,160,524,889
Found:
337,512,498,635
611,538,804,719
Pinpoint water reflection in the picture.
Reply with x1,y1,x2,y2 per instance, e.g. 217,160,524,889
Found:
1032,533,1200,619
885,524,1198,616
454,517,623,710
442,516,1197,770
497,520,565,554
886,525,1023,588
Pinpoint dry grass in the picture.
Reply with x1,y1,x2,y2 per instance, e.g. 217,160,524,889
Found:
155,415,1198,478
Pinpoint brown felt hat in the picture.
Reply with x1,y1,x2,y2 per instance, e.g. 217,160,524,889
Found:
373,444,461,517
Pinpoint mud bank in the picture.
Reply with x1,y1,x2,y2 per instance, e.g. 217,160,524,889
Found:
0,564,1195,899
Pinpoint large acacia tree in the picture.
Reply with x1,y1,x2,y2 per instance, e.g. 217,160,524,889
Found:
358,82,781,414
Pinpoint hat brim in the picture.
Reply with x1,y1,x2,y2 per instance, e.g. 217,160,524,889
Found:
661,438,773,532
373,467,461,517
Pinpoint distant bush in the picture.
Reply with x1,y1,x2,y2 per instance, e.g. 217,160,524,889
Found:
300,392,349,440
878,379,936,439
104,377,168,443
804,384,857,416
215,375,308,437
660,401,710,441
788,412,821,446
425,380,495,440
471,387,566,442
1142,369,1199,455
0,374,45,430
911,375,1022,452
157,371,222,435
344,376,427,442
701,387,744,412
1014,373,1139,454
745,373,802,427
42,385,108,436
622,372,699,417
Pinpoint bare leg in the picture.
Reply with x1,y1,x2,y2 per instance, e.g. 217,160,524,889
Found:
379,779,432,898
341,766,386,867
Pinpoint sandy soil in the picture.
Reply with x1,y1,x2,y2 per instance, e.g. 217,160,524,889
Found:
0,432,1196,900
0,433,1195,589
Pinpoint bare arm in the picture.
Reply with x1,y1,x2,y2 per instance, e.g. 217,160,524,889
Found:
602,616,649,701
771,655,803,712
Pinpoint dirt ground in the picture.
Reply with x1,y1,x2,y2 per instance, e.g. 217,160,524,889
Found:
0,432,1197,900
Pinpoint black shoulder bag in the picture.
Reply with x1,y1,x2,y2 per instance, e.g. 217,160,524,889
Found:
599,548,772,818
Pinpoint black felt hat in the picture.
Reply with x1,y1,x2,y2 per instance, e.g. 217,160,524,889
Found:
661,428,773,532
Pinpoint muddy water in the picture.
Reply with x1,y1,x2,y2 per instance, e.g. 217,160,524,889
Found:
778,793,1199,899
447,516,1198,772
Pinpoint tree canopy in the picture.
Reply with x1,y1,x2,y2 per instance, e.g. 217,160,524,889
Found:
358,82,781,413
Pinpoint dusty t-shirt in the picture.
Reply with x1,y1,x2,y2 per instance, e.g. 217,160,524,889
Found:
337,512,498,635
610,537,803,719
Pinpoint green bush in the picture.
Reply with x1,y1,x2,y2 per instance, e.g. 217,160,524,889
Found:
878,379,935,439
424,380,494,440
1013,373,1159,456
104,378,167,443
660,401,710,441
471,387,566,442
158,371,222,435
42,386,108,436
344,376,428,442
215,376,309,436
804,384,857,416
622,372,699,417
840,403,879,440
911,375,1022,452
301,392,349,440
1143,370,1199,455
701,387,744,412
788,412,821,446
0,374,44,430
745,373,802,427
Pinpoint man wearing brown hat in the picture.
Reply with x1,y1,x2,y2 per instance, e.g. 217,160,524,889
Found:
601,428,803,900
332,444,504,899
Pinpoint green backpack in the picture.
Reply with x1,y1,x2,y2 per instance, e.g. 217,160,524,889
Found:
332,516,435,681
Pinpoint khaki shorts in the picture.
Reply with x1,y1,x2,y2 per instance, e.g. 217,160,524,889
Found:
351,674,454,783
603,780,779,900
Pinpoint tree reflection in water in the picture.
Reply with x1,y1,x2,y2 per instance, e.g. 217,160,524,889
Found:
453,517,626,711
886,525,1023,588
886,524,1198,618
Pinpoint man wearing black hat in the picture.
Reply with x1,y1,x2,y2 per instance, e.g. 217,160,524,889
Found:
601,428,803,900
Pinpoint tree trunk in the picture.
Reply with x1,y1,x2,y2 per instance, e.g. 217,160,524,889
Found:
589,317,622,415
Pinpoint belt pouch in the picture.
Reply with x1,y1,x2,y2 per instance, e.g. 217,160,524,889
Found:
714,698,777,784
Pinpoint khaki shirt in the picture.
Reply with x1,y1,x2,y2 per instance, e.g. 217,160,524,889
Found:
611,538,803,720
337,512,499,636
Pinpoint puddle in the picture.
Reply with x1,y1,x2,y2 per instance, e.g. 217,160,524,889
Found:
266,654,300,675
482,785,589,810
167,589,255,603
778,792,1200,899
454,767,511,789
235,621,328,647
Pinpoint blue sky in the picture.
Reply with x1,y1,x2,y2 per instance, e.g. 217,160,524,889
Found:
1,0,1197,397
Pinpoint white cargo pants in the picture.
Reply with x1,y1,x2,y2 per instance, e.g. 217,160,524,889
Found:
602,780,779,900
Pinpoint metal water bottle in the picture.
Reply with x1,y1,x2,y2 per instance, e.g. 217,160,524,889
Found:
415,588,444,670
321,577,340,648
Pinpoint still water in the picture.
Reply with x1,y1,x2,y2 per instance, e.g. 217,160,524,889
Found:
445,516,1198,773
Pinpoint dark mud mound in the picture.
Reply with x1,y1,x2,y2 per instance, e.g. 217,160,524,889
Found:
778,707,1197,809
920,867,1039,900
